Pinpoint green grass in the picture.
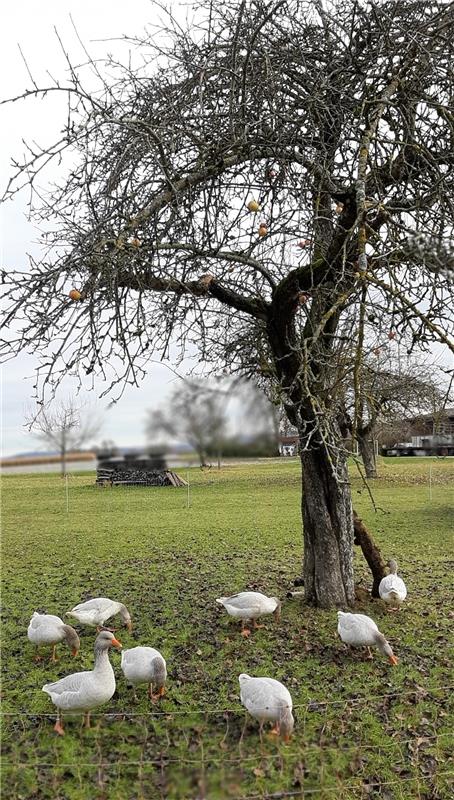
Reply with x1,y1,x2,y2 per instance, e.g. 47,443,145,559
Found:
1,458,453,799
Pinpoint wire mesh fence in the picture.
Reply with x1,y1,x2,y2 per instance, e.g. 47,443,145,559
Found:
2,684,453,799
2,468,454,799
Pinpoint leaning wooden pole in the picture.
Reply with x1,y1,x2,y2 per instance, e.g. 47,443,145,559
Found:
353,510,387,597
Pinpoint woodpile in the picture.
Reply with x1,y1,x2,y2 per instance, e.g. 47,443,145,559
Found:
96,468,187,487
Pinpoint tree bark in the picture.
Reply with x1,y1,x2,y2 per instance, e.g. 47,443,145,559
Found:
353,510,386,597
300,443,355,607
358,433,378,478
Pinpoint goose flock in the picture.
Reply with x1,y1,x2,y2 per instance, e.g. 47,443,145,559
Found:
28,559,407,740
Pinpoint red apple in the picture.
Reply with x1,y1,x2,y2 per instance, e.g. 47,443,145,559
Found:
298,291,310,304
69,289,82,301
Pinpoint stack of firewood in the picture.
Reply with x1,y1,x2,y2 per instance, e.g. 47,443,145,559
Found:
96,468,187,487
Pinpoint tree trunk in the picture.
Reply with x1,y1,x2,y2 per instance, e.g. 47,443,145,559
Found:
197,447,207,467
353,511,386,597
358,434,378,478
300,444,355,607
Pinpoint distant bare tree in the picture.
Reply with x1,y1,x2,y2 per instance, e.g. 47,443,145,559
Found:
146,381,227,467
345,355,448,477
146,378,277,465
2,0,454,605
235,379,280,443
25,399,101,475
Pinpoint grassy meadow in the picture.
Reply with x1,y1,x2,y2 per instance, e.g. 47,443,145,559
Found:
1,458,453,799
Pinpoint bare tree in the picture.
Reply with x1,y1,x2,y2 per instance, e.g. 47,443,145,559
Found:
2,1,454,605
234,378,280,445
346,355,448,477
25,399,101,475
146,381,227,467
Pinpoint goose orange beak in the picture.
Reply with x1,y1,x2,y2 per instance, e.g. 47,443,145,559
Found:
389,655,399,666
111,637,122,649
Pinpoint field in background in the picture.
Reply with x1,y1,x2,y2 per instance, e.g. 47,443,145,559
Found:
1,458,453,799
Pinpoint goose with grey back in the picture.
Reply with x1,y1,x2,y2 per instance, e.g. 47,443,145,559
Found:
42,630,122,735
379,560,407,610
216,592,281,637
27,612,80,662
121,646,167,701
337,612,399,665
239,674,294,742
66,597,132,631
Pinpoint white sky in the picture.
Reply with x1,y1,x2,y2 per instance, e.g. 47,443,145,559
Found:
0,1,197,456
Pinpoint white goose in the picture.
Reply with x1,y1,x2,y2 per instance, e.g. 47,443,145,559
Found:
42,630,122,735
379,560,407,610
216,592,281,636
121,646,167,701
239,674,294,742
66,597,132,631
27,612,80,662
337,611,398,665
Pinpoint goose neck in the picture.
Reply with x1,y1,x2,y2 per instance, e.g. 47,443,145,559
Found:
94,647,113,672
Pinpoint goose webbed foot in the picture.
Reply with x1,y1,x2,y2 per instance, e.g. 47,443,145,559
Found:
54,716,65,736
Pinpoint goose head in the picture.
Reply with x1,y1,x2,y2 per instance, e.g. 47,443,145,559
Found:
272,598,281,622
151,655,167,688
94,630,122,653
387,559,398,574
119,605,133,632
62,625,81,657
374,632,398,665
280,706,295,742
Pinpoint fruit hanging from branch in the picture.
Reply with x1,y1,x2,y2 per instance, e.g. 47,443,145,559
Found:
247,199,260,212
68,289,82,301
129,237,142,248
199,273,214,288
258,223,268,237
388,330,396,340
297,239,311,248
298,291,311,304
335,202,344,214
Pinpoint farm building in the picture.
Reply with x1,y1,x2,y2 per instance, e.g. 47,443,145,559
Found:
382,409,454,457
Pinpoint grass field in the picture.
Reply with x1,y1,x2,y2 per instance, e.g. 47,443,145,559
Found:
1,458,453,799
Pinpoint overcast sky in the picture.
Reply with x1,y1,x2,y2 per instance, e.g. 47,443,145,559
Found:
0,1,197,456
